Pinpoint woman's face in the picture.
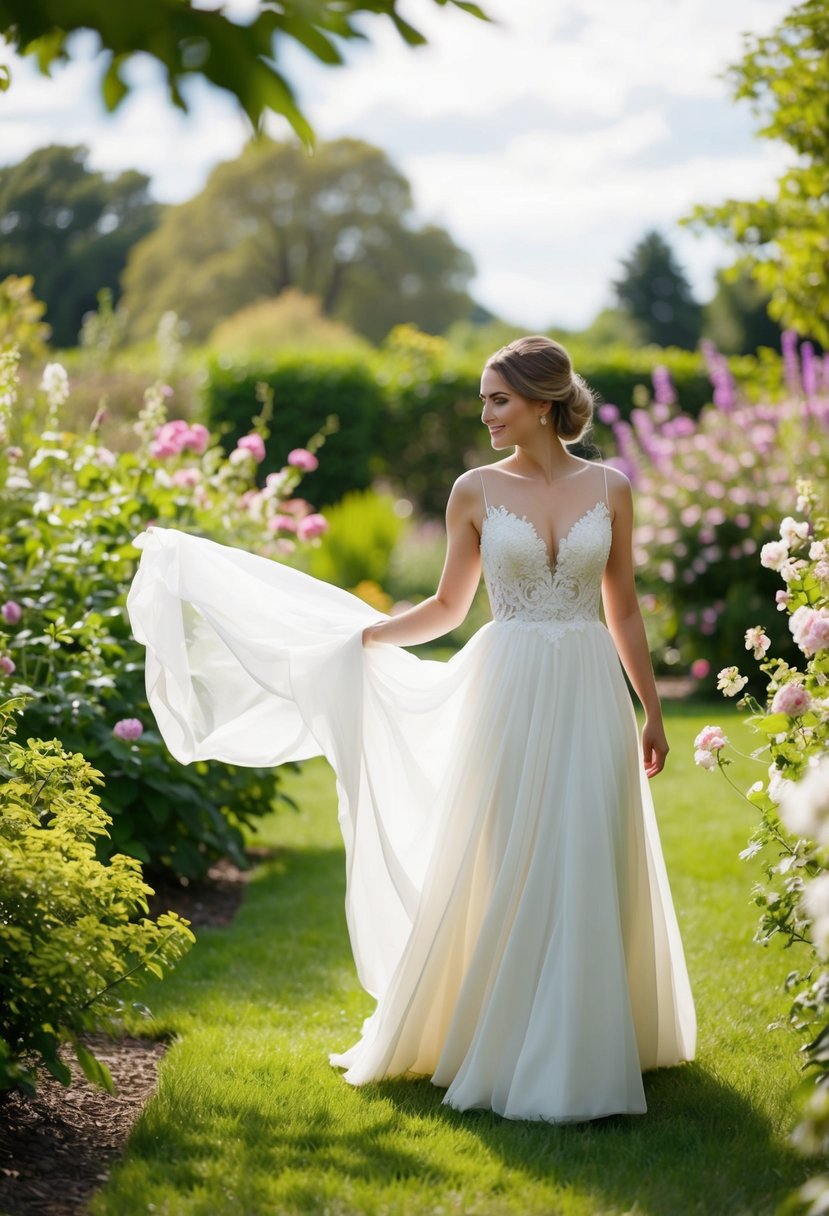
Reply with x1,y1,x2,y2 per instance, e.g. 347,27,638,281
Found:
479,367,548,450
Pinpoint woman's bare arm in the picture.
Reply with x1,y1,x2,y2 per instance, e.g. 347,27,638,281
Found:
601,473,669,776
363,472,483,648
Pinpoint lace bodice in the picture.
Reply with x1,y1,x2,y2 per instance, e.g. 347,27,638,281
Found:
479,494,612,645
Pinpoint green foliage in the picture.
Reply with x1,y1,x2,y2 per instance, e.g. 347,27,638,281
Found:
202,349,382,507
209,288,367,358
303,489,405,589
0,274,50,357
0,696,195,1096
611,228,703,350
0,1,488,139
120,137,476,344
703,264,784,356
0,145,160,348
680,0,829,345
0,360,329,879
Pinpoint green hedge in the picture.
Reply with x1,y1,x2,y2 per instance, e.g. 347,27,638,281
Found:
202,352,384,507
202,341,778,516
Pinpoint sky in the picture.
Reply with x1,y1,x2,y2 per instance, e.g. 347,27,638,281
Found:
0,0,796,330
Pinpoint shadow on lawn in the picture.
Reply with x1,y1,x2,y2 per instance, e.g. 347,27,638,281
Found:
357,1063,807,1216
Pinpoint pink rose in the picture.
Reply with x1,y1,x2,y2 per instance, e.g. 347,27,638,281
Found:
690,658,710,680
297,513,328,542
790,606,829,657
171,467,202,488
1,601,21,624
184,423,210,455
287,448,319,472
771,683,812,717
694,749,718,771
236,433,266,463
693,724,728,753
0,654,15,675
267,514,299,533
112,717,144,741
279,498,311,517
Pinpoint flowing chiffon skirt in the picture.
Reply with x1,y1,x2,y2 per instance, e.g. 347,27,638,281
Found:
127,526,696,1121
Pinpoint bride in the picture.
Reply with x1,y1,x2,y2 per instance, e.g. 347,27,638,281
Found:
128,334,696,1122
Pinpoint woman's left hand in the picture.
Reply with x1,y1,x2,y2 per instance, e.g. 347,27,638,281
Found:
642,717,669,778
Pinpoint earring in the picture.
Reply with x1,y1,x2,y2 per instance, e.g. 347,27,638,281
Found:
539,414,548,426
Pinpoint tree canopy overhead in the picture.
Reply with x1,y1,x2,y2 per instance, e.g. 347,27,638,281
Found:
611,229,702,350
0,0,488,140
0,144,159,347
121,136,476,344
680,0,829,346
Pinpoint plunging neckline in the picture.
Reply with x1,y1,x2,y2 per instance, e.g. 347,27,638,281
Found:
482,500,610,579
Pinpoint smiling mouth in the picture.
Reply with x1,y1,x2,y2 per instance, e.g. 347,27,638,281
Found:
488,426,505,435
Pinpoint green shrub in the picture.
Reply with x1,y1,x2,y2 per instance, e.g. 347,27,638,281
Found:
202,350,383,507
302,489,406,589
0,361,328,880
208,289,369,357
0,697,195,1097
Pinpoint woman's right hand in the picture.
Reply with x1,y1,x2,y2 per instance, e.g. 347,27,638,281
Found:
362,623,382,647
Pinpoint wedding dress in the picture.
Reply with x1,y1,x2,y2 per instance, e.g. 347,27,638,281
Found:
127,461,696,1122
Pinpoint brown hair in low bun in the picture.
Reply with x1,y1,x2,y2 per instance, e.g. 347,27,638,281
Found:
484,335,596,443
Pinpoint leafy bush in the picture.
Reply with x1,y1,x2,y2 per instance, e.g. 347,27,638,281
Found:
693,480,829,1212
0,696,195,1097
0,358,329,879
604,333,829,676
202,349,382,507
301,488,406,592
209,288,368,357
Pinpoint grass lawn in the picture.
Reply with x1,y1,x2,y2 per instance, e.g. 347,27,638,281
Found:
92,703,823,1216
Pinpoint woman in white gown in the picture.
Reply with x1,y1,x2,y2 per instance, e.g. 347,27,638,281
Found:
127,335,696,1123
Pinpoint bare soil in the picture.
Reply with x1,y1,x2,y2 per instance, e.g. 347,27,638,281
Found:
0,848,272,1216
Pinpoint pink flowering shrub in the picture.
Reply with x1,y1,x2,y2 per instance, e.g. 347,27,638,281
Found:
0,360,331,879
694,482,829,1185
602,333,829,676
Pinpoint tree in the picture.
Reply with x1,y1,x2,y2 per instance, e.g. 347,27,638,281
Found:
702,264,784,356
680,0,829,345
0,0,487,140
120,137,476,345
611,229,703,349
0,145,159,347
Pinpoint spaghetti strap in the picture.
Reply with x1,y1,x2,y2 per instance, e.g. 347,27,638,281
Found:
479,469,489,511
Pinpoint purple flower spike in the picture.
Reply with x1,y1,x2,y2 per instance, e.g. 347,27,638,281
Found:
652,365,676,408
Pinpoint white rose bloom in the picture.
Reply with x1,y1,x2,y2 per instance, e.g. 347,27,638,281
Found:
767,764,796,807
694,749,717,771
780,756,829,845
780,516,810,547
802,872,829,959
760,540,789,571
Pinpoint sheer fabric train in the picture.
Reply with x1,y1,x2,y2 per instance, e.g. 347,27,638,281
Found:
127,488,696,1122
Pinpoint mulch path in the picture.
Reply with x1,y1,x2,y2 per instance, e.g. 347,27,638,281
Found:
0,847,274,1216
